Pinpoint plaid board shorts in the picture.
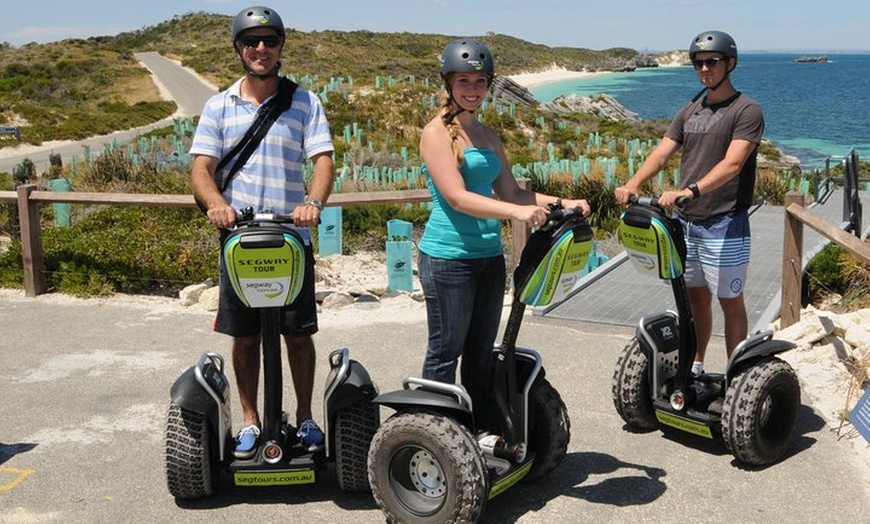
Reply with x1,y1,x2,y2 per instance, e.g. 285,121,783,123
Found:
676,210,751,299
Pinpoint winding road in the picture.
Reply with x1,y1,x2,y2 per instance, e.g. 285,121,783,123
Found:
0,52,217,175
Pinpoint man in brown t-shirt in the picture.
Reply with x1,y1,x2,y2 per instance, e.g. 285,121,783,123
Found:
615,30,764,375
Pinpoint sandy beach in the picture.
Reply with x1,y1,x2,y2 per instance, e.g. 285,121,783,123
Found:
507,66,608,89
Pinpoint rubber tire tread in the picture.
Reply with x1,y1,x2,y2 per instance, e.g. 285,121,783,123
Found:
165,402,215,499
524,379,570,482
367,412,487,524
612,338,658,430
722,357,801,466
335,400,379,492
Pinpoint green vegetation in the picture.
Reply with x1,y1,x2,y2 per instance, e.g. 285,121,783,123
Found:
0,39,176,144
0,12,854,298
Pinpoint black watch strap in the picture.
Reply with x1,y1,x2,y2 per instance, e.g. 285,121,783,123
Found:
688,183,701,199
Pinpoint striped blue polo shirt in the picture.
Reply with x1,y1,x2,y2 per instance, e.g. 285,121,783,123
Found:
190,77,334,239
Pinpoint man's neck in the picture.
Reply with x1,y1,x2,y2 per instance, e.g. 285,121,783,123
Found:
241,75,280,105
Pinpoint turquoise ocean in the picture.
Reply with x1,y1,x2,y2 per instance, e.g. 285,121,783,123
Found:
529,53,870,167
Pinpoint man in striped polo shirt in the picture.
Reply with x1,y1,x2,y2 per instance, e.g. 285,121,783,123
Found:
190,6,334,458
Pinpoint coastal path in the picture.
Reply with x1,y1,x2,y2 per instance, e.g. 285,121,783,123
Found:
543,187,870,335
0,52,217,176
1,290,868,523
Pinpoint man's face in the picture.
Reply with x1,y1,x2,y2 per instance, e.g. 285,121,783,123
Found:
236,29,283,74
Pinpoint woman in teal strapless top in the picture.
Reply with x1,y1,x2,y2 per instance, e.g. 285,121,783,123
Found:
418,39,591,431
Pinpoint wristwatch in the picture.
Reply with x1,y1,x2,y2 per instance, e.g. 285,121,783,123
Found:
305,199,323,210
687,183,701,199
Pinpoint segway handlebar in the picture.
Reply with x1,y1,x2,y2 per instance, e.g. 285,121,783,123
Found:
628,194,689,209
234,207,296,226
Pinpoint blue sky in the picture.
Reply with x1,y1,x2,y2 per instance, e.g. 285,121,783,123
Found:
2,0,868,52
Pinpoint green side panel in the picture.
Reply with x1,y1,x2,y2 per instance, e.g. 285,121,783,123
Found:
619,216,683,280
517,230,594,306
224,232,306,308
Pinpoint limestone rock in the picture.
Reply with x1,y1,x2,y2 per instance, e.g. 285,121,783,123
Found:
773,308,833,349
179,282,210,307
197,285,220,312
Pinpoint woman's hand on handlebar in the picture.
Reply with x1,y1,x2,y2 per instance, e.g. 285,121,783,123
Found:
562,198,591,217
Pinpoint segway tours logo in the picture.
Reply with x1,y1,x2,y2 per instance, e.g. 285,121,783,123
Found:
244,281,285,299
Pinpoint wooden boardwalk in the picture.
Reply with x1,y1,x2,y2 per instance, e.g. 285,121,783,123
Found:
542,188,868,335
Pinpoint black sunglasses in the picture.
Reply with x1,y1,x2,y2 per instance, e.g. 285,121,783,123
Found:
240,35,281,49
693,57,724,70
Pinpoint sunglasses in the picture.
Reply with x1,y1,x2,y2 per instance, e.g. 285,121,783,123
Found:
693,57,724,70
240,35,281,49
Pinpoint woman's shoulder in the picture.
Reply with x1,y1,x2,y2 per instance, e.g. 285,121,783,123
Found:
421,117,450,141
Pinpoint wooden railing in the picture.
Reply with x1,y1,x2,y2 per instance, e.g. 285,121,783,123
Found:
0,183,533,297
780,192,870,327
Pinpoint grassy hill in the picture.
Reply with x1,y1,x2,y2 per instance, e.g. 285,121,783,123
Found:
111,12,646,89
0,11,653,146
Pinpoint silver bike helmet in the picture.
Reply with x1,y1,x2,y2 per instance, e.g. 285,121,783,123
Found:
232,6,285,43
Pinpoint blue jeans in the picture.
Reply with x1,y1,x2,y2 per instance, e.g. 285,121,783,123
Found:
418,252,506,428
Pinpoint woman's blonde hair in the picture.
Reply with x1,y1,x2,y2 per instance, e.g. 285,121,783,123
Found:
438,88,465,167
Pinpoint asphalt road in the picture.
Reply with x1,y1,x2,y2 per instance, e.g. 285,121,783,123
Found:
1,291,868,524
0,52,217,176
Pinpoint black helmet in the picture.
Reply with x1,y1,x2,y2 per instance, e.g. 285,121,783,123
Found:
232,6,285,43
439,39,494,81
689,30,737,61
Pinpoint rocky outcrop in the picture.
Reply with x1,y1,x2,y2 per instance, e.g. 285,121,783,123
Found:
540,93,640,122
491,76,538,107
179,251,424,312
773,306,869,435
491,76,640,123
651,50,690,67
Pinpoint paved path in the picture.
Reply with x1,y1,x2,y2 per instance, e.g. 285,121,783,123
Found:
0,52,216,176
543,188,869,335
1,292,868,523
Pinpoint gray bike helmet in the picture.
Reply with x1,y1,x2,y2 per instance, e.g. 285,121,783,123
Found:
439,39,495,81
232,6,285,43
689,30,738,61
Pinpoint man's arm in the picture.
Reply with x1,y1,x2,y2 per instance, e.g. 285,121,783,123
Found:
191,154,236,229
293,151,335,228
615,137,681,204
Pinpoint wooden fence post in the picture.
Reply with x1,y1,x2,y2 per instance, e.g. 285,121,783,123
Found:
780,192,804,328
17,184,47,297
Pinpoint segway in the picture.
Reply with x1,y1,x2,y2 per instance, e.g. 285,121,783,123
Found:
164,209,379,498
612,196,800,466
367,204,594,523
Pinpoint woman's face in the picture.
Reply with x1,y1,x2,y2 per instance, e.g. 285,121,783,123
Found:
450,72,489,111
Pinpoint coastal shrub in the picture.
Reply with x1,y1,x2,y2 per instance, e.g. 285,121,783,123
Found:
0,239,23,288
805,244,845,300
340,203,431,252
31,207,216,296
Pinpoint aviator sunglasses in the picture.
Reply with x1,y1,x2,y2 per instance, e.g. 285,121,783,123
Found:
692,57,724,70
240,35,281,49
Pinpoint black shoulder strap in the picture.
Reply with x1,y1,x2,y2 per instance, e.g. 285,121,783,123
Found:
215,77,299,192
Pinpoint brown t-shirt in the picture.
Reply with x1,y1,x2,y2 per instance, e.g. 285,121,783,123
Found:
666,92,764,220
